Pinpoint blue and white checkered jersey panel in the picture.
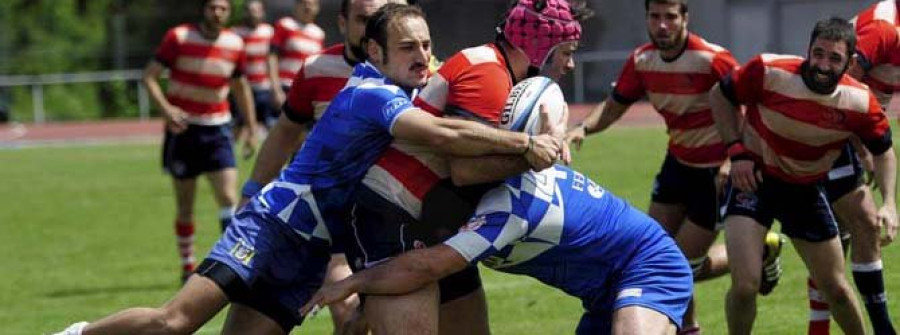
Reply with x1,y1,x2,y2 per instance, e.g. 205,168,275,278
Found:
255,62,417,245
444,164,662,298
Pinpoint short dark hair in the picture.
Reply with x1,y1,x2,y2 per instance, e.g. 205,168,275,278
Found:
645,0,687,14
809,17,857,57
342,0,416,18
364,3,425,57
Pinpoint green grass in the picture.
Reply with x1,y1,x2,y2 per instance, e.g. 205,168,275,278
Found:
1,127,898,334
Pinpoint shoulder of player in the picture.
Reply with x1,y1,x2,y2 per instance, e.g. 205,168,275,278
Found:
302,23,326,39
218,29,245,46
440,45,508,78
275,17,299,31
300,46,352,79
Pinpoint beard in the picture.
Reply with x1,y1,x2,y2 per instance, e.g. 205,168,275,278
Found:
348,43,367,62
801,61,845,94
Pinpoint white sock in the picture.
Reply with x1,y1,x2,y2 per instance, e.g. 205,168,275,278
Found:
54,321,88,335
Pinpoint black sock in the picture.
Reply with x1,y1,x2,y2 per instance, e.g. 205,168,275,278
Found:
852,261,896,335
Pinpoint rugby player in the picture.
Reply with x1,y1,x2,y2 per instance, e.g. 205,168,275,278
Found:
303,164,693,335
143,0,258,282
270,0,324,106
240,0,408,332
230,0,277,140
53,4,563,334
710,17,897,335
804,9,899,334
563,1,774,331
346,0,584,333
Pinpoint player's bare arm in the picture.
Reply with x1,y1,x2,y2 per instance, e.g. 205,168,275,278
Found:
566,98,629,150
300,244,467,316
392,109,561,170
240,114,310,205
710,82,760,192
871,146,899,245
448,105,570,186
230,76,260,159
268,54,286,106
143,60,187,134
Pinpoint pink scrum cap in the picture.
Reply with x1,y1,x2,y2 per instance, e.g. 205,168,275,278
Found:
502,0,582,69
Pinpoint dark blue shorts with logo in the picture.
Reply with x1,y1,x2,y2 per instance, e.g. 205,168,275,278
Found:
824,143,865,203
651,153,721,231
162,124,236,179
723,174,838,242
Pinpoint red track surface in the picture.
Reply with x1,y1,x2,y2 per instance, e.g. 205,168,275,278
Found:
0,102,662,147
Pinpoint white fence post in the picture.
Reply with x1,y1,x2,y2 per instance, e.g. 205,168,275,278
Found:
137,81,149,121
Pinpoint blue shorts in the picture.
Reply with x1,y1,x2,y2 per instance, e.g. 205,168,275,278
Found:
205,204,330,329
162,124,235,179
723,176,838,242
230,88,280,129
824,143,864,203
651,153,721,230
576,224,692,334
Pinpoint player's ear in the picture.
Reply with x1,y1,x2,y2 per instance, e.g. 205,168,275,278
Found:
338,14,347,35
366,39,382,64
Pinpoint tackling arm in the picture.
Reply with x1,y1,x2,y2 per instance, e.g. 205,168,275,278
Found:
240,114,310,203
299,244,468,316
393,109,561,170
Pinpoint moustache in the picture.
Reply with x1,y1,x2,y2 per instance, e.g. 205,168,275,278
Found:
409,63,427,72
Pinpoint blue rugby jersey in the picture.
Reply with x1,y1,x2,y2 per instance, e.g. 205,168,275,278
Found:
444,165,674,299
254,62,417,244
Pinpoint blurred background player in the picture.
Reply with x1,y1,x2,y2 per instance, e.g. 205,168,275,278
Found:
346,0,584,334
304,164,693,335
230,0,278,145
804,6,900,334
143,0,258,282
710,17,897,335
240,0,409,333
270,0,324,107
563,1,775,332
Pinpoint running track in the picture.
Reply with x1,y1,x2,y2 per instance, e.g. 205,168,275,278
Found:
0,102,662,148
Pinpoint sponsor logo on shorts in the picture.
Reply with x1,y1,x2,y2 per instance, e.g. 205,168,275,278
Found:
229,238,256,266
461,216,487,232
616,288,643,300
734,191,758,210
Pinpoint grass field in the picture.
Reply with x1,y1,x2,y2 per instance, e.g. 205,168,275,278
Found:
1,126,898,334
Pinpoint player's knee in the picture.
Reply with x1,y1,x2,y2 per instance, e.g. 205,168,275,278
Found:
730,275,761,298
817,280,855,307
131,307,193,335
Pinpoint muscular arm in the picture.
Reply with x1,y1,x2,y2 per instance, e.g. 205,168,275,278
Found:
268,54,285,104
142,61,172,112
300,244,468,316
247,115,309,180
709,82,744,145
393,109,558,169
873,147,897,206
583,98,631,134
449,155,529,186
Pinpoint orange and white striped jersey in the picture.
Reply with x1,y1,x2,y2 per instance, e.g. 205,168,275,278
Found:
283,44,355,124
855,16,900,107
271,17,324,88
614,33,738,167
154,24,245,126
852,0,900,27
363,43,512,219
232,23,274,90
723,54,892,184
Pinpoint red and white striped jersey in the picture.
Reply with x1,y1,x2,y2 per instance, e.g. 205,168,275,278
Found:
232,23,275,90
272,17,324,88
855,15,900,107
283,44,355,124
363,43,513,219
852,0,900,27
614,33,739,167
154,24,245,126
725,54,891,184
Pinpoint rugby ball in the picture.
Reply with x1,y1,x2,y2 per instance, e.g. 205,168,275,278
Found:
500,76,567,135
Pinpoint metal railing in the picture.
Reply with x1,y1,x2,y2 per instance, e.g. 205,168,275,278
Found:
0,69,151,124
0,51,630,124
